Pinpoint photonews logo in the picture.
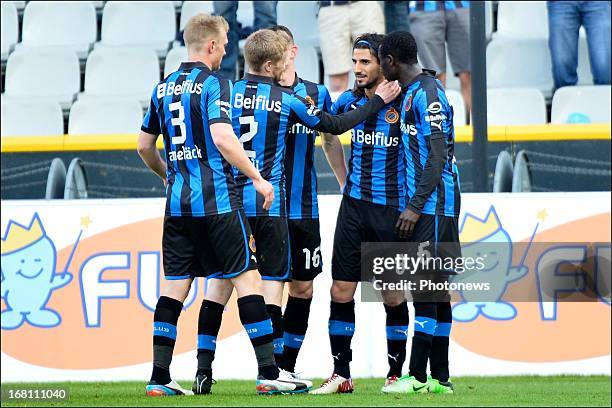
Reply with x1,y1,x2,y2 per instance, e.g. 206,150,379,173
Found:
1,213,72,329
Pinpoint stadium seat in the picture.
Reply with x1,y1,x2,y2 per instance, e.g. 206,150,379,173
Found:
486,37,554,98
1,97,64,136
496,1,549,38
487,88,547,125
81,48,160,106
19,1,97,59
277,1,320,47
8,1,26,11
99,1,176,56
1,1,18,60
4,49,80,108
295,45,320,84
551,85,611,124
69,98,144,134
180,1,214,31
164,46,188,77
445,89,466,126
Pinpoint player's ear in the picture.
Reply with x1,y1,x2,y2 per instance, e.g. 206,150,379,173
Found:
264,60,273,74
386,54,395,67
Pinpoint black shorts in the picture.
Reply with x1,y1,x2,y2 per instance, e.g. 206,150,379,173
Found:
249,216,291,281
410,214,461,260
409,214,460,302
288,218,322,281
332,195,402,282
162,210,256,280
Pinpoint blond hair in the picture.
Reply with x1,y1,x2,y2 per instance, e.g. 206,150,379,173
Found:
183,13,229,52
244,29,290,72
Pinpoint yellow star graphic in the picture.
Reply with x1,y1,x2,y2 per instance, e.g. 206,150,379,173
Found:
81,215,92,229
537,209,548,222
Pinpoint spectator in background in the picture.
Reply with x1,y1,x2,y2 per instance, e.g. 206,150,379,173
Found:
213,1,278,80
318,1,385,93
385,1,410,33
408,1,471,114
548,1,611,90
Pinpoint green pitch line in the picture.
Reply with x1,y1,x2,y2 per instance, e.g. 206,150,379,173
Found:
1,376,610,407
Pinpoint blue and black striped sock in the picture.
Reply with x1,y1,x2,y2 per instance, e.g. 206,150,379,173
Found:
239,295,279,380
329,300,355,379
266,304,284,368
408,302,437,383
282,296,312,372
430,301,452,382
151,296,183,384
384,301,409,377
196,299,224,376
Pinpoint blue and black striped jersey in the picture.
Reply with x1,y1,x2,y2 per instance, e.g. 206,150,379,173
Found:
331,91,406,209
141,61,240,217
409,1,469,12
231,73,324,217
285,76,332,219
400,69,461,217
232,73,384,217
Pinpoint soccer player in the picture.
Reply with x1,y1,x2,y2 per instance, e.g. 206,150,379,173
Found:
269,24,332,375
311,33,410,394
195,28,401,391
378,30,461,394
137,14,310,396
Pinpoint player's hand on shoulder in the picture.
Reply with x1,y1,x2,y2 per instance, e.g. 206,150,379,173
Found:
375,80,401,104
253,177,274,210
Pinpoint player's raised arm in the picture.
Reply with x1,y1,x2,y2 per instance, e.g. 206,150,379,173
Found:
289,80,401,135
321,132,347,190
137,91,167,185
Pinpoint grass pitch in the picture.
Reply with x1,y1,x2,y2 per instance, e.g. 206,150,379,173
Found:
1,376,610,407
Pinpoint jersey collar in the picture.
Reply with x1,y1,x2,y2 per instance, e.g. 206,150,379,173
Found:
244,73,276,84
178,61,212,71
404,68,438,91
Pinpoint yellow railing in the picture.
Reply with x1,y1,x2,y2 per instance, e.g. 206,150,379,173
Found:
0,124,610,153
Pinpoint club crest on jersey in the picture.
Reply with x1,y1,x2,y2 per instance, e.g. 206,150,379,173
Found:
385,107,399,124
405,95,413,112
249,235,256,253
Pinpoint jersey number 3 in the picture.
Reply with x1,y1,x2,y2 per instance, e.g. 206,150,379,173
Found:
169,101,186,145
